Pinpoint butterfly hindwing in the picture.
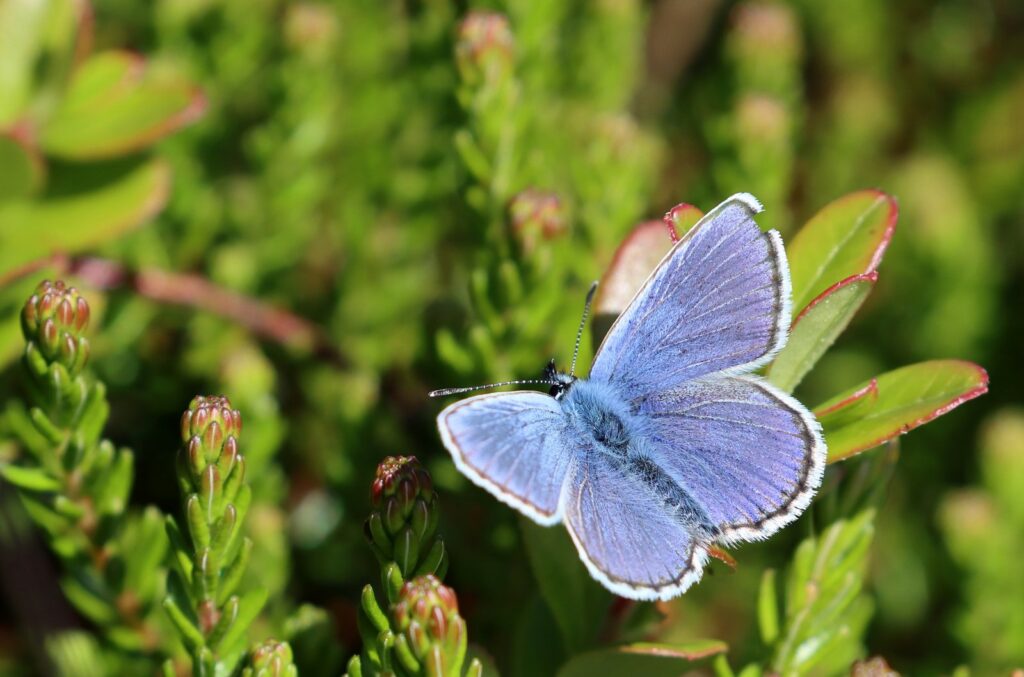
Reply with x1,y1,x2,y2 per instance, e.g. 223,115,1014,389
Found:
637,375,826,544
562,447,709,601
437,391,573,525
590,194,790,400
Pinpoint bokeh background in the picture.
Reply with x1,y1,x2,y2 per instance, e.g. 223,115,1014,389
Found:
2,0,1023,674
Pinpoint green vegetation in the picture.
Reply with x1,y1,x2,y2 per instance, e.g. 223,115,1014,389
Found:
1,0,1020,674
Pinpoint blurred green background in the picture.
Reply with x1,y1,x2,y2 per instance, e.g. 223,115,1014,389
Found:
1,0,1023,674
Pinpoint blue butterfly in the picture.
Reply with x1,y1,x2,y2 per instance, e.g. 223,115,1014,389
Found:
434,194,826,600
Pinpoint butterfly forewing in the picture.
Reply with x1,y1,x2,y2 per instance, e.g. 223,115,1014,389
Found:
437,391,573,525
589,194,790,400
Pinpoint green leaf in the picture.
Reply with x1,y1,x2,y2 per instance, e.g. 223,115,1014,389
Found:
557,641,727,677
0,159,170,273
787,190,896,311
0,464,60,492
510,594,565,677
772,510,875,675
767,273,876,393
757,569,779,645
817,360,989,462
40,51,205,159
0,0,68,125
122,506,169,595
215,587,268,657
61,574,117,625
0,133,44,200
519,517,611,653
163,570,204,651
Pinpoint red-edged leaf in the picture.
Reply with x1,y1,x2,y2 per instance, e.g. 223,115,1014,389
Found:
814,378,879,427
818,360,989,462
558,640,727,677
664,203,704,242
767,272,877,392
787,190,897,311
40,50,205,159
595,203,703,318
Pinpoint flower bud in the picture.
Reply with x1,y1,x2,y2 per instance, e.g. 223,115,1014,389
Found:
392,575,467,675
366,456,442,577
455,12,515,88
21,280,91,375
181,395,242,464
730,2,801,66
509,189,566,254
245,639,297,677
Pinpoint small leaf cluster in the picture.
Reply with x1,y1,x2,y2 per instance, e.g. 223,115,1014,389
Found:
348,456,481,677
163,394,273,675
2,280,167,661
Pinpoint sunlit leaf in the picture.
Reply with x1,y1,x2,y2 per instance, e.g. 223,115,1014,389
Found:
817,360,989,462
787,190,896,311
0,159,170,273
767,272,876,393
41,51,205,159
772,510,875,675
558,640,727,677
519,517,611,653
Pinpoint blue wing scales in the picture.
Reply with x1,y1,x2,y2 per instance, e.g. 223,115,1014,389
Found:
590,194,790,399
437,391,573,525
637,375,825,544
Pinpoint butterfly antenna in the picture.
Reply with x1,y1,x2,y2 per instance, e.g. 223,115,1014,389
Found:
429,379,556,398
570,281,599,377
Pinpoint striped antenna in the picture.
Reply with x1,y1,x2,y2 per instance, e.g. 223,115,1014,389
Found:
428,379,556,398
570,281,599,377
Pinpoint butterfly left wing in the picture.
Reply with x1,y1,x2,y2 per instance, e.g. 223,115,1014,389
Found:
562,449,709,601
437,391,573,525
636,374,826,544
590,194,789,400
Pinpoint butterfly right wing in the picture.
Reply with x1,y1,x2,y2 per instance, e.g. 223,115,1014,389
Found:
590,194,790,400
437,391,573,526
562,448,709,601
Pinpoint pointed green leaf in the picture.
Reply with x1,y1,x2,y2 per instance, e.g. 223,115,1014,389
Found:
163,569,204,650
1,464,60,492
0,159,170,273
61,575,117,625
772,510,875,674
758,569,779,645
557,641,727,677
520,517,611,653
767,273,877,393
40,51,205,159
214,587,268,657
817,360,989,462
787,190,896,311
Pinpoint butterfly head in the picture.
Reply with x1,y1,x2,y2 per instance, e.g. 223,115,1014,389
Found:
545,358,576,399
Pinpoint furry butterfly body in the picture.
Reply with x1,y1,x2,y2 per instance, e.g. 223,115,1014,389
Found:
436,193,826,600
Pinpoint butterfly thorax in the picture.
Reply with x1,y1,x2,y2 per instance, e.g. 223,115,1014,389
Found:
559,379,636,455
